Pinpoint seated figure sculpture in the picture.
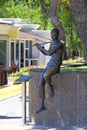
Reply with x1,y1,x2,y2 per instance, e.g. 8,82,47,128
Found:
36,28,64,113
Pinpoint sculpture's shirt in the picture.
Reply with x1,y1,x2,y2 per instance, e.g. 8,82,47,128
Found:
38,41,64,67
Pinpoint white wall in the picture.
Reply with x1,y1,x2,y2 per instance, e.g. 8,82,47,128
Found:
38,43,51,66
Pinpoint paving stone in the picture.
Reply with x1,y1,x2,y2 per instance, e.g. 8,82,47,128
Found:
0,95,87,130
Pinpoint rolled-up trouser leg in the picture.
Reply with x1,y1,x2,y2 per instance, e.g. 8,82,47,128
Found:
36,70,46,113
39,85,45,99
38,68,47,107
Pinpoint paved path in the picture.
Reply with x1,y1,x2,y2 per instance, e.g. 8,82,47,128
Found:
0,94,87,130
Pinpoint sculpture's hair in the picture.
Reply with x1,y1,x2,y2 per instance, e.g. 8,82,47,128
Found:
51,28,59,36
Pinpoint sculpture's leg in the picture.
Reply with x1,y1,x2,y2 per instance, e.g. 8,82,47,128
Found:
44,66,59,97
36,70,47,114
36,85,46,113
46,77,55,97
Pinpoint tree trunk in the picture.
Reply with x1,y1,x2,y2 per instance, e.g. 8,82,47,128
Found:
70,0,87,58
50,0,66,41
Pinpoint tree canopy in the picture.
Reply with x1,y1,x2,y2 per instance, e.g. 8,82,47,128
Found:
0,0,85,59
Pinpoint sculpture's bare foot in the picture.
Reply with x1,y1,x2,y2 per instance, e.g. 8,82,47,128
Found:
36,106,46,114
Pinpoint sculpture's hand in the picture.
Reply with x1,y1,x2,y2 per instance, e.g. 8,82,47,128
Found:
36,44,44,50
36,44,41,49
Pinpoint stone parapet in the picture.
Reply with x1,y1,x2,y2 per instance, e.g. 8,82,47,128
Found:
29,68,87,126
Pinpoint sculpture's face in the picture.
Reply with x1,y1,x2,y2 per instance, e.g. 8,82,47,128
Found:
51,29,59,41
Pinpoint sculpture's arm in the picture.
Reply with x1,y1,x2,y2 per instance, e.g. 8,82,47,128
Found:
50,0,66,41
36,42,63,56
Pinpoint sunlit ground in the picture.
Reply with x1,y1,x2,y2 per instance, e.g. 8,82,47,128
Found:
0,82,29,100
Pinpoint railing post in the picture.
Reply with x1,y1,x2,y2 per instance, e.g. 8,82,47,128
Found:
16,75,33,125
22,81,26,124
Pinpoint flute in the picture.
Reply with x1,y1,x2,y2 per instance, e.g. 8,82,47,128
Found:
33,41,52,47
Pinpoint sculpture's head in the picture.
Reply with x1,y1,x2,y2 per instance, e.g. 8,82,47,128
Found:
51,28,59,41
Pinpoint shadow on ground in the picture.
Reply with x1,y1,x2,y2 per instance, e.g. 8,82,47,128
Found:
0,115,21,119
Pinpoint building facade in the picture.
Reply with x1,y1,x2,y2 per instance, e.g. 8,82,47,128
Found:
0,18,51,69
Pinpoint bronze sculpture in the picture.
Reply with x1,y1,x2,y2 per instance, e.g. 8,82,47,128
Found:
36,0,66,113
36,28,65,113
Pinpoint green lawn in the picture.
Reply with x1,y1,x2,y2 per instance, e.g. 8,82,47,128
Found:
61,65,87,72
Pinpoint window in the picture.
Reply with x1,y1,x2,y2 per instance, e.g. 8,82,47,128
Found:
0,40,7,67
16,40,19,66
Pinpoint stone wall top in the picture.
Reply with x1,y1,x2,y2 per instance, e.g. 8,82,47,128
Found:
29,68,87,74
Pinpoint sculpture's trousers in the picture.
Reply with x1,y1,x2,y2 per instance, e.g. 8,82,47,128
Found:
39,65,60,106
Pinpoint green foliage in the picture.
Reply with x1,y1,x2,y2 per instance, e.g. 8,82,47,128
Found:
21,67,30,72
0,0,85,58
8,71,23,77
8,67,30,77
0,0,51,29
0,1,29,18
